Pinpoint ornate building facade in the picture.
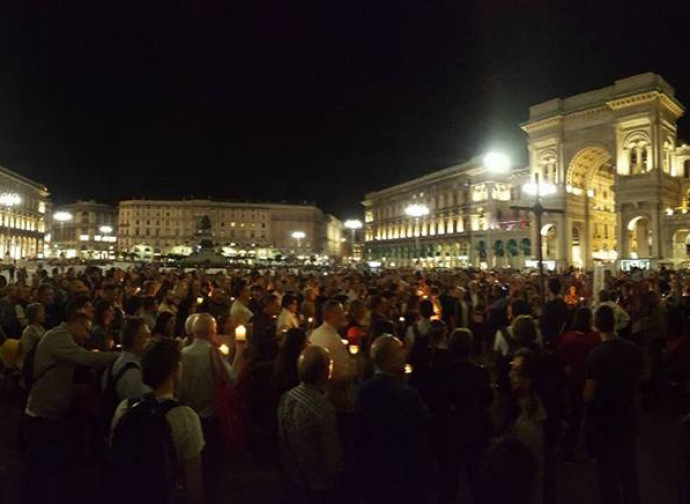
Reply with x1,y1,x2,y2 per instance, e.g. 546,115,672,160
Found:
365,73,690,270
117,199,342,259
51,200,118,259
363,160,534,268
521,72,690,269
0,165,49,259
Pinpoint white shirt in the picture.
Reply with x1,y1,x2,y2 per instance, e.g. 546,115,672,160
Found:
276,308,300,336
494,326,544,357
404,318,431,349
111,393,205,463
20,324,45,367
598,301,631,332
230,300,253,326
101,351,151,401
178,339,235,418
309,323,351,383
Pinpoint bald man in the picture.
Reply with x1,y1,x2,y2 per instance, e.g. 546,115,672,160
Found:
309,299,354,411
178,313,245,503
278,346,343,498
356,335,430,504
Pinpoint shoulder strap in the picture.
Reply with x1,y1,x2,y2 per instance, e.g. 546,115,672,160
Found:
30,362,58,390
112,361,140,387
157,399,181,416
502,327,517,351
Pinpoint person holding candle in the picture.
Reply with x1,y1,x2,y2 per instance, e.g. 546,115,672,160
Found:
101,318,151,404
405,299,434,354
276,294,300,337
309,300,354,412
178,313,245,503
345,299,369,347
230,280,253,327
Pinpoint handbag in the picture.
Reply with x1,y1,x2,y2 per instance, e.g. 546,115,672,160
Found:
209,346,246,456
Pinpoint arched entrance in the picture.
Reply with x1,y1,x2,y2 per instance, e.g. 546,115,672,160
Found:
672,229,690,264
627,216,653,258
541,224,558,260
565,146,617,267
521,75,690,267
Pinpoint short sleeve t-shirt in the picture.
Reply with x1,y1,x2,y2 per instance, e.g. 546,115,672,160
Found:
111,395,205,463
586,338,643,429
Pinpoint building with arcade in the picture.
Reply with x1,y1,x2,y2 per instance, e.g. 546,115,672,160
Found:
364,73,690,270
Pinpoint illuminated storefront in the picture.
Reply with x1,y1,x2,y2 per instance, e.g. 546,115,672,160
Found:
0,166,49,259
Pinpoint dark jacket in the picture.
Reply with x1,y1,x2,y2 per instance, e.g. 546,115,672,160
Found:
251,312,278,361
540,297,570,347
356,373,430,503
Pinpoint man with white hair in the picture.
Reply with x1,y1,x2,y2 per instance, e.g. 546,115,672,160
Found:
183,313,200,345
178,313,244,504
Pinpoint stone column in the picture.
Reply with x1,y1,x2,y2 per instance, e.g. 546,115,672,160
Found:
650,204,661,258
556,214,568,265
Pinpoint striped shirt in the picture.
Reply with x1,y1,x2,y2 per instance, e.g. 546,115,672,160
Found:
277,383,342,490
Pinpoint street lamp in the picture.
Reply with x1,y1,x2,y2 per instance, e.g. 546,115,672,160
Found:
291,230,306,251
53,211,74,258
516,173,562,301
483,152,511,174
405,203,430,265
344,219,362,261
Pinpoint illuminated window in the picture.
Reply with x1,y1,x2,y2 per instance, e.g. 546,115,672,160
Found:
472,184,488,202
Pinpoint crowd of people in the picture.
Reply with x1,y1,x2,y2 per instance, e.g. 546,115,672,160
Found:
0,263,688,504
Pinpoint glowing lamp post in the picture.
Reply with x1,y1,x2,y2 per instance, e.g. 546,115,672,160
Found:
516,173,561,301
291,231,306,252
344,219,362,261
483,152,511,174
405,203,429,265
53,211,74,258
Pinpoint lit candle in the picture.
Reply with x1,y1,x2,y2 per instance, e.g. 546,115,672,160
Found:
196,296,204,305
235,324,247,342
307,317,313,326
398,316,405,323
348,345,359,356
405,363,413,375
219,344,230,355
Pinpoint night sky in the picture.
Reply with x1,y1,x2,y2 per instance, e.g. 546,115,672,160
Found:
0,1,688,218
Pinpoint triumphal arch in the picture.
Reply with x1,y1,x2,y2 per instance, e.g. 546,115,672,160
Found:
521,72,690,269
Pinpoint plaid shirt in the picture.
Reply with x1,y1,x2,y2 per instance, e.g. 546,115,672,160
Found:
278,383,342,490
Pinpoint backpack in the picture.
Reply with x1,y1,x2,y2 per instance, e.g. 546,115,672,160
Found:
101,360,140,426
95,359,140,459
107,394,180,504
